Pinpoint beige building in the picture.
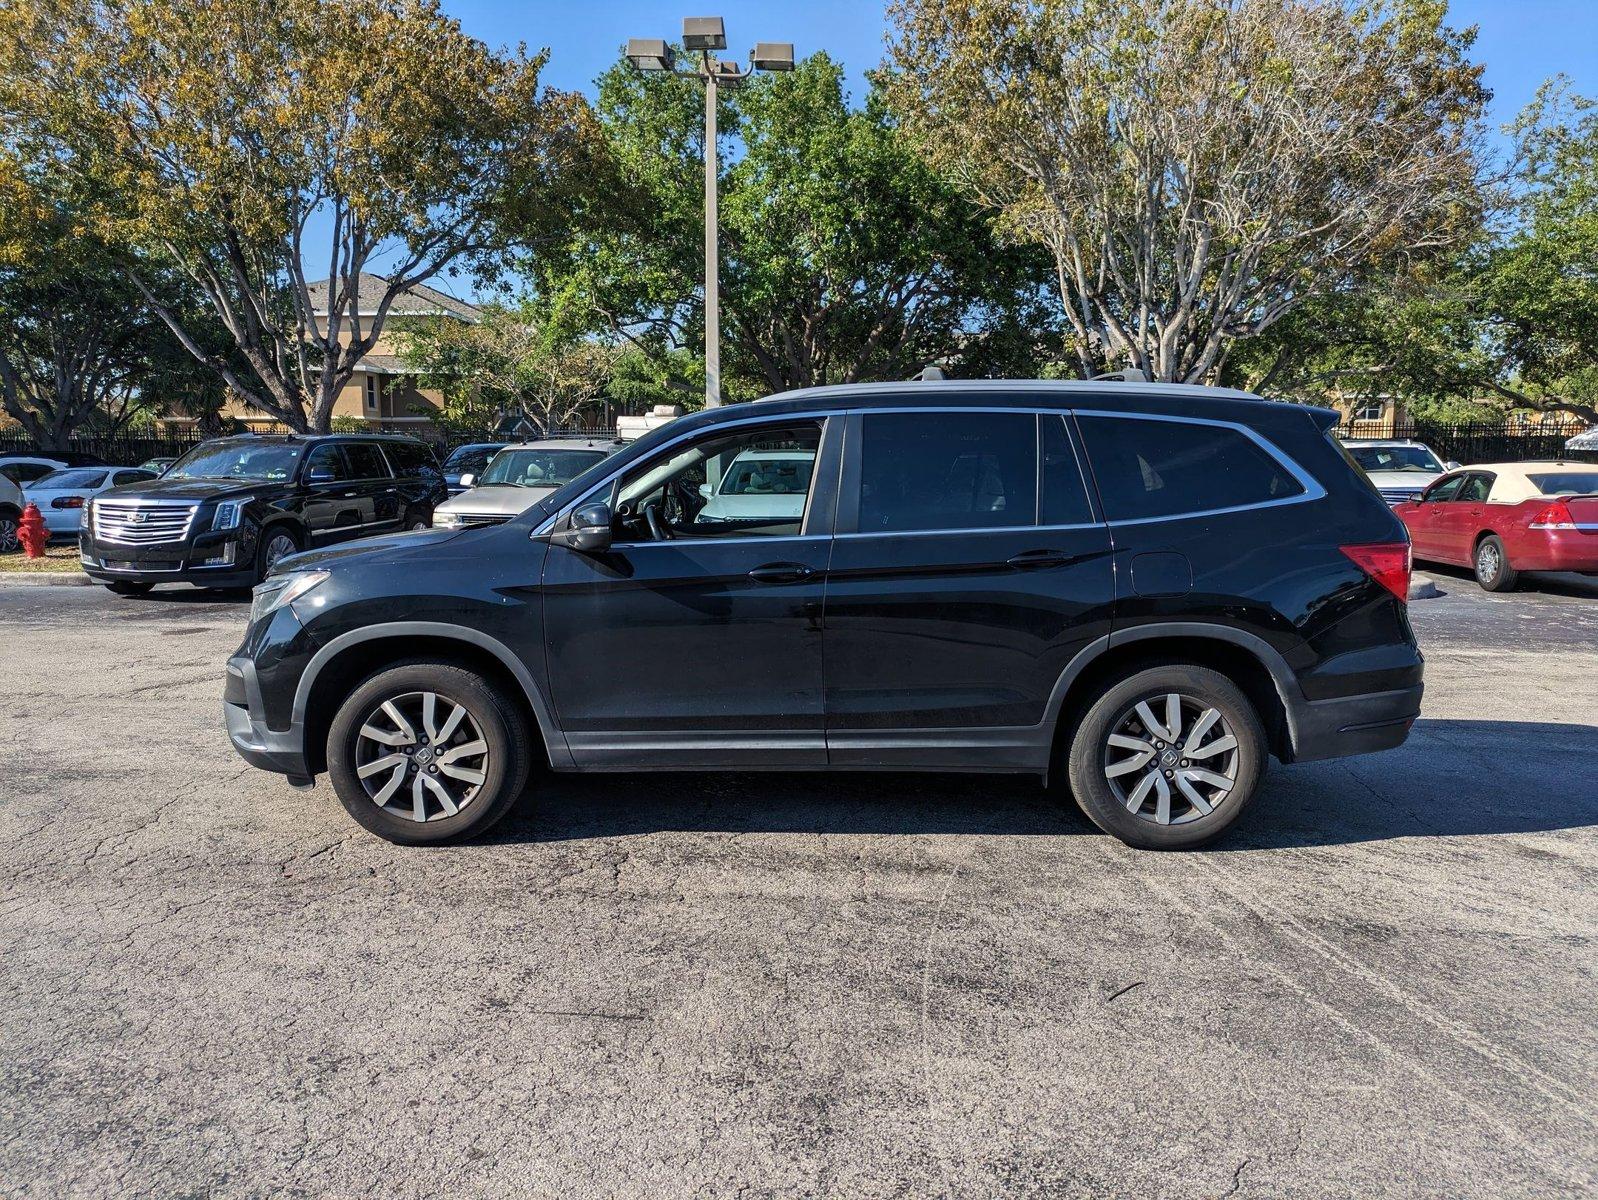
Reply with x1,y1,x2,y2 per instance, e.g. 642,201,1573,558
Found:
161,273,481,433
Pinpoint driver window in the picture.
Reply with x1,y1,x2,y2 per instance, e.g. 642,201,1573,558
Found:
1421,475,1464,503
613,421,823,542
304,444,353,482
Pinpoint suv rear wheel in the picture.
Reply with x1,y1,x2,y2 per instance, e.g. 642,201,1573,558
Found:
326,661,531,845
1066,664,1266,850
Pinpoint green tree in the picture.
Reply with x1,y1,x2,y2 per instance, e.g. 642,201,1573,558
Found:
531,51,1054,402
1,0,598,432
884,0,1489,383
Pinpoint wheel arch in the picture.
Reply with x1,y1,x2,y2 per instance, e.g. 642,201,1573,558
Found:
1045,625,1298,778
293,623,567,777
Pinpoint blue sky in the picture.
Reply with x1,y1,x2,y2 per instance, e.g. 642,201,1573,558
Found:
448,0,1594,128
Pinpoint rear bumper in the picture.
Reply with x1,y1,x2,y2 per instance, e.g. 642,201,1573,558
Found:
1508,529,1598,573
1285,683,1423,763
225,656,311,783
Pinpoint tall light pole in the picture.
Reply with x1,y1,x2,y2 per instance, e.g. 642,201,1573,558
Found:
627,19,794,408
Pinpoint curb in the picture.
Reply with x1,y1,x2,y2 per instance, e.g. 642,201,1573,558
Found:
1409,572,1442,601
0,569,93,587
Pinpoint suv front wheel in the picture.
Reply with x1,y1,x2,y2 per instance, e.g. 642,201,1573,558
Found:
1067,664,1266,850
327,661,532,844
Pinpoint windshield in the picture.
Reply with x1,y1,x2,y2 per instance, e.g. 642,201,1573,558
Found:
166,441,305,482
1527,471,1598,496
35,468,108,489
443,445,505,473
718,455,814,495
1346,445,1443,474
479,448,607,488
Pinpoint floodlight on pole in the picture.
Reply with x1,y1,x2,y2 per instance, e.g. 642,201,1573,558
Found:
624,15,794,408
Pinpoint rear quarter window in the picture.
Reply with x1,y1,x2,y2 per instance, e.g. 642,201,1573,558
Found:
1077,415,1305,522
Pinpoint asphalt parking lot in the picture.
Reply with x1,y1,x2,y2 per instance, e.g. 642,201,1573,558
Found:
1,574,1595,1198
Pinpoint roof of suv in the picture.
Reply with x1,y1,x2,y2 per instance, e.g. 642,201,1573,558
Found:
755,379,1269,406
199,432,428,444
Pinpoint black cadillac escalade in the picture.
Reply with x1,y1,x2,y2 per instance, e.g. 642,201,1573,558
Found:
81,434,445,594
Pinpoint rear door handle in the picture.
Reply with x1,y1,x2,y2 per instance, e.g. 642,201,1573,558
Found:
748,562,814,584
1006,549,1074,570
342,491,358,499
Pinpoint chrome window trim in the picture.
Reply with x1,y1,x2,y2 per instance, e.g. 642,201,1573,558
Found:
538,403,1326,539
609,532,830,550
1072,408,1326,526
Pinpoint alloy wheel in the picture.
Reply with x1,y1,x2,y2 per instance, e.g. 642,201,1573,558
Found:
1476,540,1500,583
353,690,489,822
1102,693,1239,826
263,532,297,570
0,516,17,553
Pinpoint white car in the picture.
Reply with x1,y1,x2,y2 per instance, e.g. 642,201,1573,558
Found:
25,465,161,540
1341,439,1458,506
694,449,818,523
433,438,620,530
0,471,22,553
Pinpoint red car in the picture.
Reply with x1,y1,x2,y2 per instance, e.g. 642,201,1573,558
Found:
1393,461,1598,591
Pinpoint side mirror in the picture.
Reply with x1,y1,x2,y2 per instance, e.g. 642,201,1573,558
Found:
306,465,337,484
458,472,476,488
1445,461,1462,471
698,482,712,498
562,501,613,553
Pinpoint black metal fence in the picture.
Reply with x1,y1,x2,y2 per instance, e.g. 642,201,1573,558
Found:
1334,420,1592,464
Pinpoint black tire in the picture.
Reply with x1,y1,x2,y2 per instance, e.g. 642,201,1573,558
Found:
0,507,19,554
1474,534,1519,592
326,661,532,845
106,581,155,596
403,507,431,531
255,525,302,584
1066,663,1266,850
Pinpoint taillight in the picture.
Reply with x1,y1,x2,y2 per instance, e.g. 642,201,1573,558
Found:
1530,501,1575,530
49,495,85,510
1340,542,1411,602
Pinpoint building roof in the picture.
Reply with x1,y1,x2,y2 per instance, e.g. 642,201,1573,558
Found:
307,273,481,322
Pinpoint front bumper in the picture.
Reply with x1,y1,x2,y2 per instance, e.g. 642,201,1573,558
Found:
80,526,256,588
225,656,312,783
1285,683,1424,763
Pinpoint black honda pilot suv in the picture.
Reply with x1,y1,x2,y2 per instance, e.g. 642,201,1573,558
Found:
81,433,445,594
224,382,1423,850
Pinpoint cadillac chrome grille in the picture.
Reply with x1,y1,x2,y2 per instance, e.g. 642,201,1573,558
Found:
93,501,199,545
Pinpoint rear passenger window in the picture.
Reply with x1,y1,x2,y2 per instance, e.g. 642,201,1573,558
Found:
859,412,1036,532
344,443,392,479
1077,416,1303,521
1041,415,1093,525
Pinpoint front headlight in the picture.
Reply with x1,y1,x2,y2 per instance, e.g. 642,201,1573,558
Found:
212,498,253,531
249,569,329,625
433,510,464,529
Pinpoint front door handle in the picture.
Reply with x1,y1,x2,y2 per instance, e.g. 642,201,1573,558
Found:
342,491,358,499
1006,549,1074,570
748,562,814,584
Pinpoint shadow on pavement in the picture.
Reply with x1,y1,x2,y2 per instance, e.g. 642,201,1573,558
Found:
1419,562,1598,600
489,717,1598,849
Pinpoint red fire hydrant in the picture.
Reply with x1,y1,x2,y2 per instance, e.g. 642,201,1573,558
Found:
17,502,48,559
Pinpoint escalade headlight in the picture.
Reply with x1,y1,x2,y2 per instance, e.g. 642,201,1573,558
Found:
250,569,329,624
212,498,252,531
433,510,465,529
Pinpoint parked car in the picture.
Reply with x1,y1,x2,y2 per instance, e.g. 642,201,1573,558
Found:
138,456,179,474
225,380,1423,851
694,448,817,523
1565,426,1598,464
432,438,621,530
0,471,22,553
0,451,110,489
440,442,511,495
1393,461,1598,591
24,466,160,540
78,433,446,595
1340,439,1456,505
